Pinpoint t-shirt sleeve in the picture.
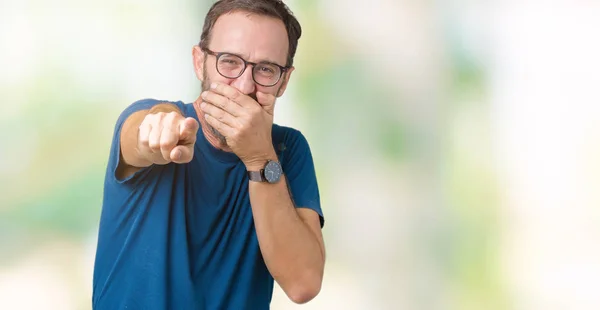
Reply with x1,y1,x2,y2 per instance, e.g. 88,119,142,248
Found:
106,99,163,185
280,129,325,228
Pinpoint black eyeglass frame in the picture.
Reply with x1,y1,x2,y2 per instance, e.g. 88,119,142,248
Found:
202,47,290,87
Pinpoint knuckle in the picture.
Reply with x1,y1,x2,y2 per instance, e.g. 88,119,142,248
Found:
160,135,176,148
160,141,173,150
139,136,149,146
166,111,180,121
148,142,159,151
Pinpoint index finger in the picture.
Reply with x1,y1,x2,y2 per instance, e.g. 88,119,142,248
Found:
209,82,252,107
179,117,199,143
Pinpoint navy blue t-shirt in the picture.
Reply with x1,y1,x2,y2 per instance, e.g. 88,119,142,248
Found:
92,99,324,310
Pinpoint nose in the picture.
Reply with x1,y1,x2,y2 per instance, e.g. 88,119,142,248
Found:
231,65,256,95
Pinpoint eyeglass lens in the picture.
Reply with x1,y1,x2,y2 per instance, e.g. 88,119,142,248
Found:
216,53,281,86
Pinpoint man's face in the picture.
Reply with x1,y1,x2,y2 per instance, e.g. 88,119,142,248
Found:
193,11,294,145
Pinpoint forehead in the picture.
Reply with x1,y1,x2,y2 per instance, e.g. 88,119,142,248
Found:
209,11,289,65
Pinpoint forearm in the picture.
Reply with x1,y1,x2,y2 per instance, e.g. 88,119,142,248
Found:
247,153,325,303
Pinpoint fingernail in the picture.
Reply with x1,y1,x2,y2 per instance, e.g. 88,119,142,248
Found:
210,83,217,89
174,149,181,160
200,101,206,109
201,91,207,99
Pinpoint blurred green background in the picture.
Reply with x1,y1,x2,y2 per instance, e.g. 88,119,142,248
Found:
1,0,599,309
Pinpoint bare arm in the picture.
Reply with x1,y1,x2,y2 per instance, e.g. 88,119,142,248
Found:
117,103,199,179
247,155,325,304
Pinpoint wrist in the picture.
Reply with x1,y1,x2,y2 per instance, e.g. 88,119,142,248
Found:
244,148,278,171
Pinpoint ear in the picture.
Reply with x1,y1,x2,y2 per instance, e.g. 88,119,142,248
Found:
276,66,295,97
192,45,205,81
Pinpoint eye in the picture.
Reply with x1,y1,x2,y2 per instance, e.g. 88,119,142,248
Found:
256,64,278,76
260,67,275,74
219,55,242,66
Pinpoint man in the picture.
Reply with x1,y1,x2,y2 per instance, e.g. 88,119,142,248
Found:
91,1,325,309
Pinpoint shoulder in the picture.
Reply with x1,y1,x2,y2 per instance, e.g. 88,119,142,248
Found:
272,123,311,152
272,124,315,168
271,123,309,143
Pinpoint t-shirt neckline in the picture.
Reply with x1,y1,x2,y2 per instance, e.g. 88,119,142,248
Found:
184,103,240,163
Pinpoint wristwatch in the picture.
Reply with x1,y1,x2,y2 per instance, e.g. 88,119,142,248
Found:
247,160,283,183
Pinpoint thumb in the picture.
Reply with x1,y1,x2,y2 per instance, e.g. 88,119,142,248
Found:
179,117,199,141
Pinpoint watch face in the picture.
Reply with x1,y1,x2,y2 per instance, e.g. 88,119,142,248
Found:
264,160,283,183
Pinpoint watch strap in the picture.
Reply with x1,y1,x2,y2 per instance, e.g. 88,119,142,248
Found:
247,170,265,182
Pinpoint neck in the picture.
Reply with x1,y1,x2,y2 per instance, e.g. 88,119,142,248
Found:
193,102,232,152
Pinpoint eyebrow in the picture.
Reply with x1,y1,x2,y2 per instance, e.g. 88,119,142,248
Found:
221,50,285,67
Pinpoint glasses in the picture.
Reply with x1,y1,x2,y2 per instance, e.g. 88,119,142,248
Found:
202,48,289,87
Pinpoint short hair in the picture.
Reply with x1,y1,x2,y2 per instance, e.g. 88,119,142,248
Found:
199,0,302,67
